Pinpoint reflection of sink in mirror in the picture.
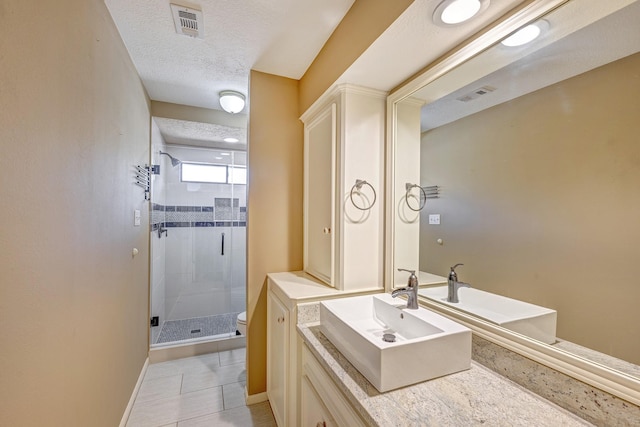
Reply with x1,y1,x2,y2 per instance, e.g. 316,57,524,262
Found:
419,286,556,344
319,293,471,392
394,270,447,288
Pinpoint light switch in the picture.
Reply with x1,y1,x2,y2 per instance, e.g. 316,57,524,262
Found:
428,214,440,225
134,209,141,226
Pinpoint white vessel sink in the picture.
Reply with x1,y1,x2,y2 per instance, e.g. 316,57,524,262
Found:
419,286,557,344
319,293,471,392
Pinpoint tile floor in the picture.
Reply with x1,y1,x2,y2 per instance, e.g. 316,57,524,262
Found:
126,347,276,426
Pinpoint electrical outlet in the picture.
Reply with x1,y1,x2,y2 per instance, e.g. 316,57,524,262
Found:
428,214,441,225
134,209,141,226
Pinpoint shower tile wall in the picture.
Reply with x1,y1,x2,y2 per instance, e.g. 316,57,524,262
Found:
151,144,247,331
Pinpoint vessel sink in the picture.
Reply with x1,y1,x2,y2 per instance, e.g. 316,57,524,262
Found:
419,286,557,344
319,293,471,392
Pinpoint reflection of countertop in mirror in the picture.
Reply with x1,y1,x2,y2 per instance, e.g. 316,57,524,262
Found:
418,270,447,286
395,271,447,288
298,324,591,426
419,285,557,345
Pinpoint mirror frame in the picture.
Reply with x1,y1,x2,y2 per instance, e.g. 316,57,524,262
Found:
384,0,640,405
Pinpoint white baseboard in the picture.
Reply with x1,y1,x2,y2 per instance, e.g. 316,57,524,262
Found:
245,390,268,405
119,357,149,427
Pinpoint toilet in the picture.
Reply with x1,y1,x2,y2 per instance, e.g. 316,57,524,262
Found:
236,311,247,336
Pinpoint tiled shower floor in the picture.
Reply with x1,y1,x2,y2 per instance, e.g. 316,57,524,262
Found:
156,312,240,344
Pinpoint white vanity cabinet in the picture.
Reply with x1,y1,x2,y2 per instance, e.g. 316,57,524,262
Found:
266,273,344,427
267,289,289,427
301,344,367,427
301,374,337,427
266,272,378,427
303,104,336,285
300,84,386,291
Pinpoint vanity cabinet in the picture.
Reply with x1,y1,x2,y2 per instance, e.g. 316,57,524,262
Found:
267,289,289,427
266,272,378,427
301,375,336,427
301,344,367,427
266,273,344,427
304,104,336,284
301,84,386,291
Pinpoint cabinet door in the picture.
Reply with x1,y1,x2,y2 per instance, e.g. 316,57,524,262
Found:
267,291,289,427
304,103,336,285
301,375,336,427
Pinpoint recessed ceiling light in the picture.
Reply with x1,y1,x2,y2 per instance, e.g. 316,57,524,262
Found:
433,0,490,26
220,152,231,156
501,21,548,47
224,137,239,143
215,156,223,160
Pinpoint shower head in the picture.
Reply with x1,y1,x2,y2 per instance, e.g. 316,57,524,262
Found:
159,151,181,167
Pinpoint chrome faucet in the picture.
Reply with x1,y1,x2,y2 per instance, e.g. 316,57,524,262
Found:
447,263,470,303
392,269,419,309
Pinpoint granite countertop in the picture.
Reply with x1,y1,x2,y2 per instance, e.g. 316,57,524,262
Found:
299,324,593,427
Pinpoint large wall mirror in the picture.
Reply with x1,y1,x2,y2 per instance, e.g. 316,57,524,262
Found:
387,0,640,402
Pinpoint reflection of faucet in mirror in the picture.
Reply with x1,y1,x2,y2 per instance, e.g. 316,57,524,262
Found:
447,264,470,303
392,268,419,309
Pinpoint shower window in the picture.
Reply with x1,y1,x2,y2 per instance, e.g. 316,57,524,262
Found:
181,163,247,185
181,163,228,183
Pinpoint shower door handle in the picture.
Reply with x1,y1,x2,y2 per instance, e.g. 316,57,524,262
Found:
221,232,225,256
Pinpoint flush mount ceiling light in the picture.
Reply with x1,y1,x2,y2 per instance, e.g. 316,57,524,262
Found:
433,0,490,26
501,20,548,47
219,90,246,114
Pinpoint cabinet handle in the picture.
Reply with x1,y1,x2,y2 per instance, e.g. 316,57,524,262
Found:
322,227,331,234
277,316,285,323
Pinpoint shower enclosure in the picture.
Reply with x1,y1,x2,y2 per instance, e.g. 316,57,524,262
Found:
149,135,246,346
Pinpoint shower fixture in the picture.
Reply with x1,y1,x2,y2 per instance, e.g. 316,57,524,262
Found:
159,151,181,167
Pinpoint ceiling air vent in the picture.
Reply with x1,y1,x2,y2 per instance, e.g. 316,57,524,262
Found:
170,3,204,39
456,85,496,102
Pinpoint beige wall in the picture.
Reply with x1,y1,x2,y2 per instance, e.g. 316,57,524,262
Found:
0,1,150,425
420,52,640,364
298,0,414,114
245,0,416,396
247,71,304,395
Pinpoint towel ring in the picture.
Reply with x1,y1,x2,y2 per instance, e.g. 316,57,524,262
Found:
405,183,426,211
350,179,377,211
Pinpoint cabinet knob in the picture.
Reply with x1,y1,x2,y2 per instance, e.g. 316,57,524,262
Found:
322,227,331,234
316,422,327,427
277,316,285,323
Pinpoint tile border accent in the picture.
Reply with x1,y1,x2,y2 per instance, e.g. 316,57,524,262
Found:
150,200,246,231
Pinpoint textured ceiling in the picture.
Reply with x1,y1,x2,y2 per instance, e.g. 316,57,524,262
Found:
154,117,247,150
105,0,354,150
105,0,355,111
